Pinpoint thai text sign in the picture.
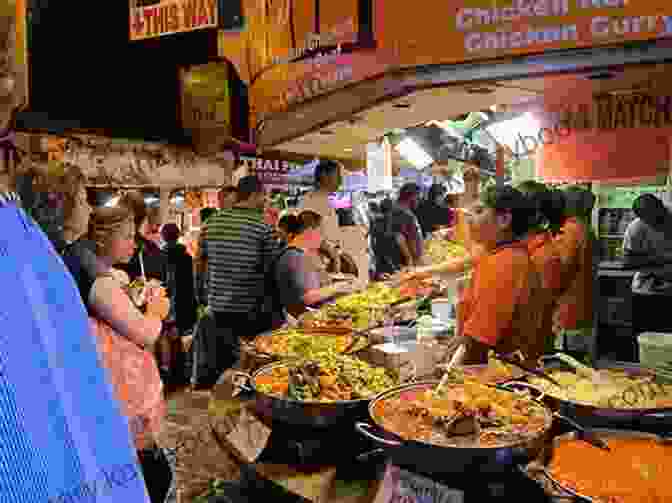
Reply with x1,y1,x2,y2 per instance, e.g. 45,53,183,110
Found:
375,0,672,68
240,155,302,189
129,0,218,41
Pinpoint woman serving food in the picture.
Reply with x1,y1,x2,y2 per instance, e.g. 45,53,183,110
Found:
411,186,546,365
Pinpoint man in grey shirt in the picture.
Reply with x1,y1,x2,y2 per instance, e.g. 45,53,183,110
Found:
623,193,672,340
623,194,672,295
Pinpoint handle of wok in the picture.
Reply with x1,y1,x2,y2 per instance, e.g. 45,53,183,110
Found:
498,381,547,402
229,370,255,394
536,467,594,502
355,422,402,447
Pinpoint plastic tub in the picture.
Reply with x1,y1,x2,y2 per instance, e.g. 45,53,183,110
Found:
638,332,672,369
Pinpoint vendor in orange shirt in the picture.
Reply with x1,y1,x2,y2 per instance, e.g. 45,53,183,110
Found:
553,186,596,335
415,186,545,364
517,181,566,354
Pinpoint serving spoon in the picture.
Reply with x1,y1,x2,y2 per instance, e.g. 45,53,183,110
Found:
435,344,466,395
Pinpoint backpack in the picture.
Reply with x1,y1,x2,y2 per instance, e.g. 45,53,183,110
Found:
255,246,302,332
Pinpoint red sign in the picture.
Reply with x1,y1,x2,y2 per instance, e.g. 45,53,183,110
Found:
129,0,218,41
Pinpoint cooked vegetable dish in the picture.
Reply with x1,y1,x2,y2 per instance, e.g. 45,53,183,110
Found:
549,437,672,503
254,329,361,358
528,369,672,409
254,354,396,402
373,380,549,448
303,283,402,330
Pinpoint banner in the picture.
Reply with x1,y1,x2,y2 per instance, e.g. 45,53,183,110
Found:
129,0,218,41
375,0,672,68
218,0,393,127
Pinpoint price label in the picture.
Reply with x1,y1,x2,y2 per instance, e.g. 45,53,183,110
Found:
374,464,464,503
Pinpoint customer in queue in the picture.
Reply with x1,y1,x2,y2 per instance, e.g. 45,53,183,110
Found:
271,211,364,321
1,10,150,498
416,186,545,364
416,183,454,238
61,205,174,503
202,175,281,372
301,160,343,272
218,185,237,210
118,191,166,284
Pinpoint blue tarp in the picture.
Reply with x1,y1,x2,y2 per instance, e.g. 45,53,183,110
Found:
0,202,148,503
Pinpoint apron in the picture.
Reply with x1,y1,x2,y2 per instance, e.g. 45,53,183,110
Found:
457,240,545,363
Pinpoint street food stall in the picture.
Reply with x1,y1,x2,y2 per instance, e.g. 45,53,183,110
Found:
195,244,672,502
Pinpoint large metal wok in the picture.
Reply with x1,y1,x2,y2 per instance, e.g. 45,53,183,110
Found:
524,429,671,502
231,360,394,428
355,380,555,475
522,360,672,423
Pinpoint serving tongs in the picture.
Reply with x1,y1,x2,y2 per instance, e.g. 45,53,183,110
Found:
494,353,562,387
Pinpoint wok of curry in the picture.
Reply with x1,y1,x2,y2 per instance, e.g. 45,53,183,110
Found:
543,432,672,503
253,354,397,403
371,380,551,448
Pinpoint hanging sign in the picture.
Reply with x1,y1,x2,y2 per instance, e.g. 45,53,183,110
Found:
180,63,231,154
217,0,392,126
129,0,218,41
239,156,302,190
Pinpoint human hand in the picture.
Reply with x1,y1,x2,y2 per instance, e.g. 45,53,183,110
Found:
146,296,170,320
435,228,455,241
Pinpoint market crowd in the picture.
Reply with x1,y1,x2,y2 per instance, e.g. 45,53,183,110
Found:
0,133,598,503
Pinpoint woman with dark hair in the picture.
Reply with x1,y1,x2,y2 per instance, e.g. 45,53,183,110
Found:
271,211,362,322
118,192,166,284
517,181,566,353
415,186,545,364
552,186,596,342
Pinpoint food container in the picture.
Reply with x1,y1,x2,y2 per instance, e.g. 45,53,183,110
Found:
431,298,455,322
525,429,671,502
355,381,554,475
638,332,672,370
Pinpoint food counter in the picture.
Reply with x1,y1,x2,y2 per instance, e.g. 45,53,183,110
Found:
190,275,672,503
203,358,672,503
